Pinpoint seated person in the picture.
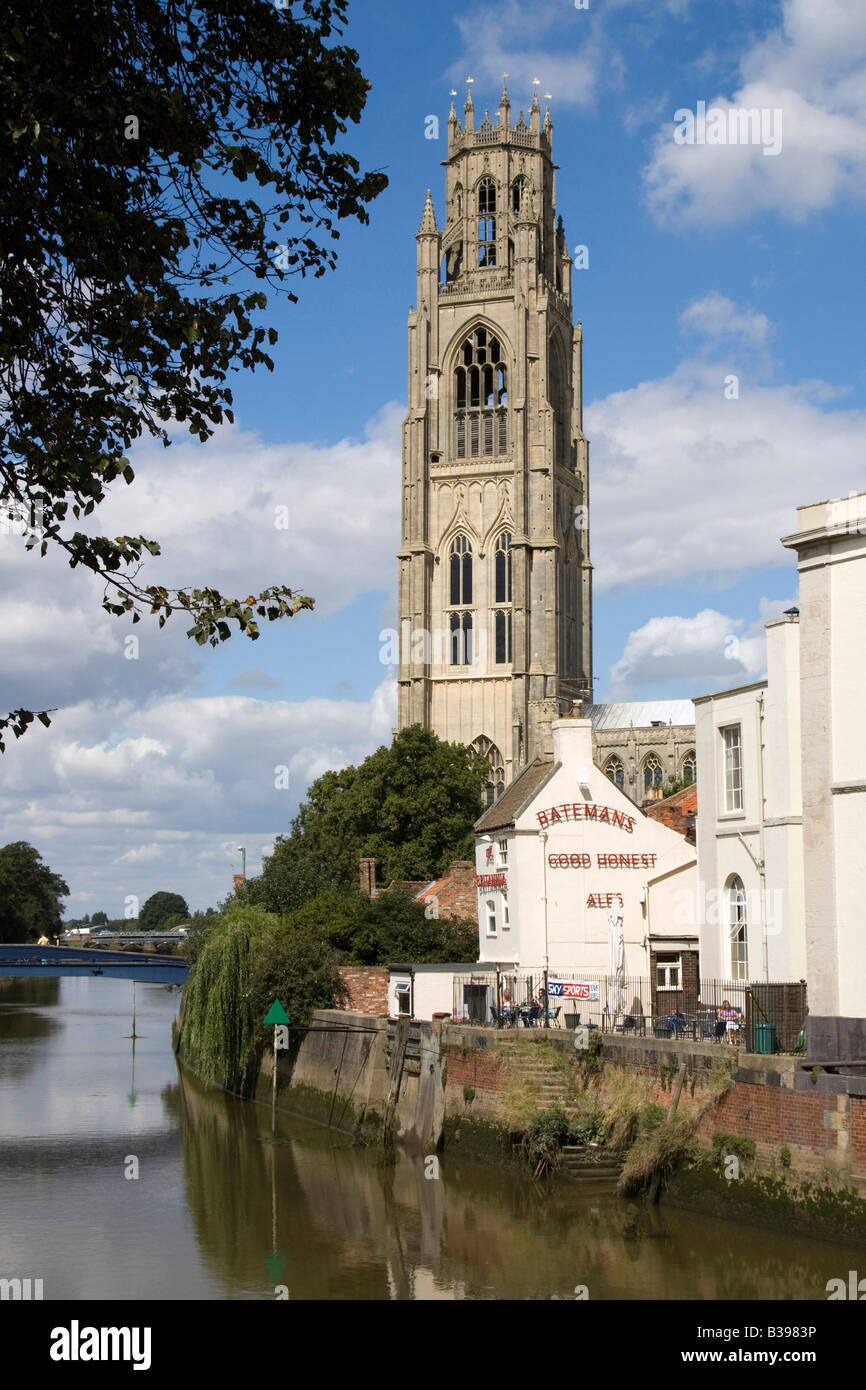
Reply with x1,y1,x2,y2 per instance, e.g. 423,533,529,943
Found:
717,1001,739,1042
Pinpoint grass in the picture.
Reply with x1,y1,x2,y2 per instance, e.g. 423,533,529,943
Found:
618,1114,701,1198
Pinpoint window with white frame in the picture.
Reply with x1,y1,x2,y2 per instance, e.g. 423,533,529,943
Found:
722,725,743,812
498,838,508,866
395,982,412,1016
503,900,509,930
656,953,682,989
486,899,497,935
729,876,748,979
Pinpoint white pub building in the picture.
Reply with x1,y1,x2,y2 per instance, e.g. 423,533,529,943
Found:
390,709,698,1023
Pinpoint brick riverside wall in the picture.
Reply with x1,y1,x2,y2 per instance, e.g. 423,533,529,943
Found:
443,1041,508,1121
439,1025,866,1189
337,966,389,1016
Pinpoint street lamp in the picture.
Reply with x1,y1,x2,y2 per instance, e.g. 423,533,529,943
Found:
237,845,246,882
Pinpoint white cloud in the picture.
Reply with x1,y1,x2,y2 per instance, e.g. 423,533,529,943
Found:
643,0,866,225
448,0,621,109
608,601,791,698
587,354,866,594
0,402,401,715
679,291,771,347
0,680,398,917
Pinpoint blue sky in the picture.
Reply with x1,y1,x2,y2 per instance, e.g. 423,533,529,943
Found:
1,0,864,916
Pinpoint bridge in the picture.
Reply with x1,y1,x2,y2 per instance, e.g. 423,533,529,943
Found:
0,943,188,985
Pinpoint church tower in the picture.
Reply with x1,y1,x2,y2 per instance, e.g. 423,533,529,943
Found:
397,84,592,802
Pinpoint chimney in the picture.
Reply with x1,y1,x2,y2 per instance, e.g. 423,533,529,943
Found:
232,874,244,894
552,709,594,780
359,858,376,897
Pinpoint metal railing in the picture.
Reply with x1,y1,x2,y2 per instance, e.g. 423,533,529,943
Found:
450,970,807,1052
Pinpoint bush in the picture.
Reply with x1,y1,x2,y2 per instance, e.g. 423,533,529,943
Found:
520,1107,573,1178
641,1103,666,1131
619,1116,700,1197
711,1132,756,1167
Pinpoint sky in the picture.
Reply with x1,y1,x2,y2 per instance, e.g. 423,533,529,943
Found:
1,0,864,919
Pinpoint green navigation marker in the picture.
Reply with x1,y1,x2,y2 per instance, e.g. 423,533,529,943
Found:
265,1251,286,1281
263,998,290,1026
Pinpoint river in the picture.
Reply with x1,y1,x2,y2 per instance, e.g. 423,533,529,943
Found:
0,975,860,1301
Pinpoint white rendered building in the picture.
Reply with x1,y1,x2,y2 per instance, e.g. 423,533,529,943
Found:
694,493,866,1060
472,710,697,984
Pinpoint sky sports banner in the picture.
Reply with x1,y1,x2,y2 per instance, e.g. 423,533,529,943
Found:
548,980,599,1001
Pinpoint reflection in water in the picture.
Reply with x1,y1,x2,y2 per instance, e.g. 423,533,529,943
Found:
177,1066,859,1302
0,978,863,1300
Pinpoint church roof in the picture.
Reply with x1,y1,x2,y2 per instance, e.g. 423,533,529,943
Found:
474,756,557,833
585,701,695,731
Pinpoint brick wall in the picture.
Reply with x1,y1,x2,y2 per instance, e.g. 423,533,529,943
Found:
420,860,478,920
337,966,389,1016
443,1041,508,1120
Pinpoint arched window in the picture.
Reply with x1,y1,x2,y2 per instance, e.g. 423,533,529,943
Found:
681,750,696,785
477,179,496,266
449,534,472,606
472,736,505,807
494,531,512,603
455,329,507,459
563,544,580,676
449,611,473,666
605,756,625,790
493,532,512,665
643,753,663,794
728,876,748,980
512,176,528,216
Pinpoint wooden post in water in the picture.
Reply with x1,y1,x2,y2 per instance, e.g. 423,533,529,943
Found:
382,1015,411,1146
668,1061,687,1118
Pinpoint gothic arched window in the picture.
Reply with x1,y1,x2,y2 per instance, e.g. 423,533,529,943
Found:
643,753,663,794
472,735,505,807
455,329,507,459
512,176,528,216
681,750,696,785
493,532,512,665
494,531,512,603
449,534,472,606
477,179,496,266
605,756,625,791
563,543,580,676
728,875,748,981
450,611,473,666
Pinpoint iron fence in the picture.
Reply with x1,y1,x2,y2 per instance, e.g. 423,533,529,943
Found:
450,970,807,1053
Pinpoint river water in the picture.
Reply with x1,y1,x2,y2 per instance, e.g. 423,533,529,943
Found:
0,975,860,1301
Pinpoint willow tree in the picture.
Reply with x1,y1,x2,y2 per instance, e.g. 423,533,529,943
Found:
179,903,346,1093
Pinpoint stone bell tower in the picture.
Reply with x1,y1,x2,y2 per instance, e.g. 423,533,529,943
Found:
397,83,592,803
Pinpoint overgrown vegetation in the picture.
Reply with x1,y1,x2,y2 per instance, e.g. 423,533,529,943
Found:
711,1132,756,1167
178,902,346,1093
519,1107,575,1179
618,1115,701,1198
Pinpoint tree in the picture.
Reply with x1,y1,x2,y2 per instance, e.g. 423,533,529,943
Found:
179,903,345,1092
282,889,479,967
0,0,387,750
0,841,69,941
139,890,190,932
91,910,108,926
249,725,488,912
243,854,351,917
